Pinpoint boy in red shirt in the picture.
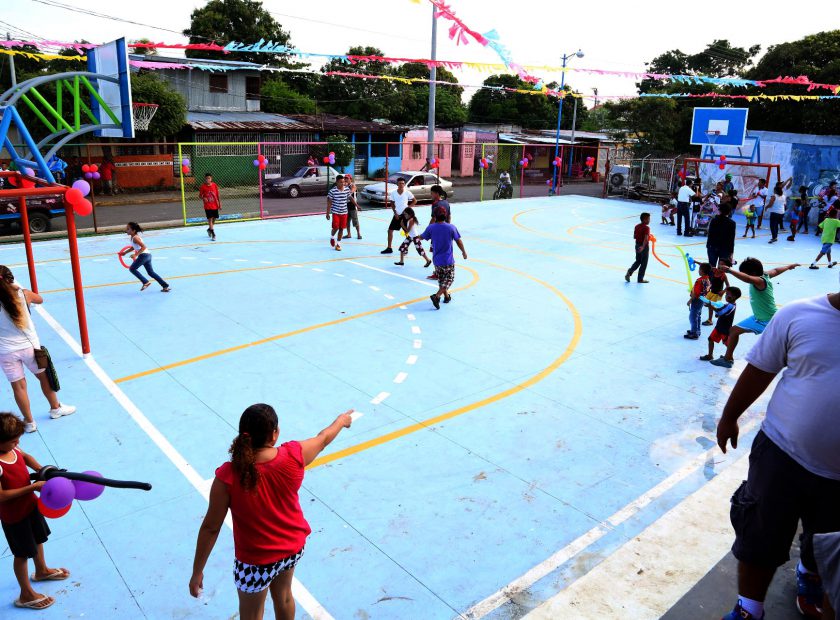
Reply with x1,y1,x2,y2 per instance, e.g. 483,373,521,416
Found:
198,173,222,240
685,262,712,339
0,413,70,610
625,212,651,283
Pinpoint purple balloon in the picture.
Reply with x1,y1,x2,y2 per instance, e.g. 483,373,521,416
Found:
41,477,75,510
84,172,93,179
72,471,105,501
72,179,91,197
92,172,101,180
181,158,190,167
253,159,260,167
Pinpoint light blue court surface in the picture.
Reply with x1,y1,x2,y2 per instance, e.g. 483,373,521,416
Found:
0,197,834,619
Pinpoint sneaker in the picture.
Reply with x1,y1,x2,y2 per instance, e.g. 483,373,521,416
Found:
683,333,699,340
702,320,713,326
638,280,649,283
430,294,440,309
443,294,451,303
206,227,212,238
394,261,405,266
810,264,819,270
830,262,837,268
162,287,171,292
699,354,714,361
722,600,764,619
357,234,362,239
710,357,734,368
380,247,393,254
49,403,76,420
24,421,37,433
330,238,336,248
211,231,216,241
427,273,438,280
796,565,824,619
624,273,630,282
669,222,675,226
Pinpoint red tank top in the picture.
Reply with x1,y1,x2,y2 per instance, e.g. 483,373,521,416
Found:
0,448,37,524
215,441,311,565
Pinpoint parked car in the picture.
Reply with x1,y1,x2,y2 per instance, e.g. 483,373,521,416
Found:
263,165,343,198
361,171,454,205
0,195,64,233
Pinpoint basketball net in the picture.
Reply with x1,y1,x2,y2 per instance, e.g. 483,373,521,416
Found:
705,130,721,158
132,103,159,132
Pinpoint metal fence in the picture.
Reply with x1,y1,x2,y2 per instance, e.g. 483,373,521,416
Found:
606,156,676,203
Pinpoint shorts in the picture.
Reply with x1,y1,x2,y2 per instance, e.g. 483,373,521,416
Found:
388,214,404,231
0,347,44,383
2,508,50,558
331,213,348,230
821,242,833,254
233,549,304,594
435,264,455,289
730,431,840,568
736,315,769,334
754,206,764,217
347,208,359,228
708,328,728,344
204,209,219,220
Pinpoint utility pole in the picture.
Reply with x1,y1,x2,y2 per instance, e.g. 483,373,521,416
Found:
7,33,16,87
592,87,598,108
426,5,437,166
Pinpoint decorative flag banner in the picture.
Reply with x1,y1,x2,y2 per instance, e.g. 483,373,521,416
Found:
0,48,85,62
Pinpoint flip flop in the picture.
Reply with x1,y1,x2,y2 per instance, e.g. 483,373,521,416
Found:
140,282,152,291
31,568,70,581
14,595,55,609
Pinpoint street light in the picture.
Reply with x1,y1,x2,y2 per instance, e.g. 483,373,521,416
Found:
552,49,584,194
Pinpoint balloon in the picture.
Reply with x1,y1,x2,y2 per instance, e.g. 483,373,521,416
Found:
92,172,100,180
253,159,260,167
38,497,71,519
545,179,552,185
21,168,36,189
81,164,90,173
258,162,266,170
40,477,75,510
73,199,92,217
72,471,105,501
89,164,98,173
84,172,93,180
322,156,329,164
64,188,83,206
181,158,190,167
719,164,726,170
182,165,190,174
329,151,335,157
720,155,726,160
71,179,90,197
328,155,335,164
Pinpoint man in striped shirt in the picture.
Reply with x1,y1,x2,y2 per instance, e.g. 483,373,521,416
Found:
326,175,351,251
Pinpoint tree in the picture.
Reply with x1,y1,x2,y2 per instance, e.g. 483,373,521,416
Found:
130,38,158,56
389,63,467,126
131,73,187,139
260,77,316,114
183,0,293,66
317,46,398,121
311,135,355,170
467,74,582,130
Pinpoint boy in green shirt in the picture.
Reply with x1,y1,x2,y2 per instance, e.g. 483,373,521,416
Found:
710,257,800,368
809,208,839,269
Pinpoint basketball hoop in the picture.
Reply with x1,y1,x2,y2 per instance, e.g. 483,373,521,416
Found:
132,103,159,132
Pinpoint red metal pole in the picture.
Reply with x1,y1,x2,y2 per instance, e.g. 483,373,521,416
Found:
384,144,389,206
63,205,91,355
519,145,525,198
18,197,38,294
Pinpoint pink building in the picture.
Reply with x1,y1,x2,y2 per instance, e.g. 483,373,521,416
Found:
402,129,453,177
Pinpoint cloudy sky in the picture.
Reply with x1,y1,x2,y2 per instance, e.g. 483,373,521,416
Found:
3,0,835,107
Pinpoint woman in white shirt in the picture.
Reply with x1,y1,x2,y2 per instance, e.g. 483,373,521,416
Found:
766,178,792,243
119,222,171,292
0,266,75,433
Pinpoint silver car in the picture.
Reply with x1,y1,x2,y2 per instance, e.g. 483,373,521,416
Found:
361,171,454,205
263,165,343,198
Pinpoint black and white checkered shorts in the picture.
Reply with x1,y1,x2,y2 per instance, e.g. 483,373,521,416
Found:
435,264,455,289
233,549,304,593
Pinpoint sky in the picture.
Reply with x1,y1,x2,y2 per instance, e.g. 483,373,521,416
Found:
4,0,838,110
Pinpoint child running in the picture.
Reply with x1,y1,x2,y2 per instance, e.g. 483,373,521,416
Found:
703,258,731,325
394,207,431,268
422,207,467,309
198,173,221,240
625,212,650,284
699,287,741,362
120,222,170,292
742,203,756,238
0,412,71,610
685,262,711,340
710,258,800,368
326,175,351,251
809,208,839,269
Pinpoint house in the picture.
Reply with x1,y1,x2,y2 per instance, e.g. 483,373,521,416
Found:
402,129,453,177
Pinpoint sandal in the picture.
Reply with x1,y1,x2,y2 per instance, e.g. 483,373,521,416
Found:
702,320,713,326
14,595,55,610
140,282,152,291
31,568,70,582
699,355,714,361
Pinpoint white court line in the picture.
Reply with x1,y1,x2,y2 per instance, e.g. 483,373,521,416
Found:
370,392,390,405
208,257,222,261
312,268,324,272
384,294,395,300
463,419,759,619
181,257,196,260
406,314,416,321
351,279,363,284
399,305,408,310
406,355,418,365
413,339,422,349
411,326,421,335
34,306,335,620
234,259,248,263
334,273,345,278
292,264,302,268
369,285,380,292
155,256,169,261
393,372,408,384
260,260,274,265
92,258,108,262
346,260,438,289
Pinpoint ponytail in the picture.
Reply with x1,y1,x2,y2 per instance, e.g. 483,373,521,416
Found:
228,403,279,491
0,266,26,330
127,221,143,234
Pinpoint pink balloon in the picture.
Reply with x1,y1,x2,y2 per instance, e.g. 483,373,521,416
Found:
74,198,93,217
71,179,90,197
40,477,75,510
72,471,105,501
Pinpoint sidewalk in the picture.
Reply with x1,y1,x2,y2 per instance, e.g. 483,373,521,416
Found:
93,190,182,207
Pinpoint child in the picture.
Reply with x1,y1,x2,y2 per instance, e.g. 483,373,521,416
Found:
394,207,431,268
796,185,811,234
0,412,71,610
343,174,361,240
786,197,802,241
742,203,756,238
120,222,171,292
703,258,731,325
685,262,711,340
661,193,677,225
326,175,351,251
421,207,467,309
699,287,741,362
809,208,840,269
625,212,651,284
710,258,799,368
198,173,221,240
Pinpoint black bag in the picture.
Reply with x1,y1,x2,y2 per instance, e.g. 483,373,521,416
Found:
33,345,60,392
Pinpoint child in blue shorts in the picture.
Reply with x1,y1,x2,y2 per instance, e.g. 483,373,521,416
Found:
809,208,839,269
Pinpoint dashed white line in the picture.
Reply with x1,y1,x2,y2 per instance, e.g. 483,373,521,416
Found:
292,264,302,268
208,257,222,261
334,273,345,278
413,339,422,349
234,259,248,263
347,260,438,289
260,260,274,264
399,305,408,310
181,256,196,261
411,325,421,335
370,391,390,405
369,285,380,292
351,279,363,284
312,268,324,272
406,355,418,365
384,293,395,300
393,372,408,384
92,258,108,262
406,314,416,321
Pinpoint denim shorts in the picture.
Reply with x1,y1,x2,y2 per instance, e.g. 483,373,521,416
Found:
737,315,769,334
822,242,833,254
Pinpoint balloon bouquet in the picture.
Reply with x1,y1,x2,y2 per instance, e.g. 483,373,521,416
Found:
34,466,151,519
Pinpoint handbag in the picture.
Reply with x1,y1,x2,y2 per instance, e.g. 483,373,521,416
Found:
33,345,60,392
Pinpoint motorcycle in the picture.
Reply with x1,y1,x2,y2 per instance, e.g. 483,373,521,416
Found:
493,173,513,200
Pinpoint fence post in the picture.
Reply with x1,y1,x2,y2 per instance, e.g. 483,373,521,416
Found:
384,144,389,207
480,143,485,202
257,142,264,220
178,143,187,226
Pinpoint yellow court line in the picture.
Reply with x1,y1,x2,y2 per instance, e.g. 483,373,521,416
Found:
307,259,582,470
115,264,480,384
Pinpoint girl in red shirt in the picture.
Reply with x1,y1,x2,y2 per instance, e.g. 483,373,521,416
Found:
190,404,353,620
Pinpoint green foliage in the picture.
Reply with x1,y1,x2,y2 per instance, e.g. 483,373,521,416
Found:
183,0,293,66
311,135,355,169
131,73,187,139
129,39,158,56
317,46,398,120
260,77,316,114
389,63,467,126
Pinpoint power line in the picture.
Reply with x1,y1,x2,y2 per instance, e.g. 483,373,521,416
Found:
266,11,426,44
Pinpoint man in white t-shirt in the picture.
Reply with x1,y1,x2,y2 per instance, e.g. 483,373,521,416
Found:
676,182,695,236
750,179,768,229
381,177,416,254
717,282,840,620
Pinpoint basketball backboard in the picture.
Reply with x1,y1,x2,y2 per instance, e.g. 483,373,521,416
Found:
690,108,748,147
87,38,134,138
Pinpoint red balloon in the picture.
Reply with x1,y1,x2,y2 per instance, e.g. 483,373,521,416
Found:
81,164,90,173
719,164,726,170
64,188,83,206
181,165,190,174
89,164,99,173
258,162,266,170
38,497,71,519
720,155,726,160
74,198,92,217
322,156,329,164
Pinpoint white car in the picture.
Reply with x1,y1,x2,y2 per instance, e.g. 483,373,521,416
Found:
361,171,454,205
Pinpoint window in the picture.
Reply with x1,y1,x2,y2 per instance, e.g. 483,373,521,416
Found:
246,76,261,100
425,175,438,185
209,74,228,94
412,143,422,159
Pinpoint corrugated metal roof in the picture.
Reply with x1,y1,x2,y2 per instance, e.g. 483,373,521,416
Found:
129,54,264,69
186,111,313,131
500,132,575,145
285,113,399,133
